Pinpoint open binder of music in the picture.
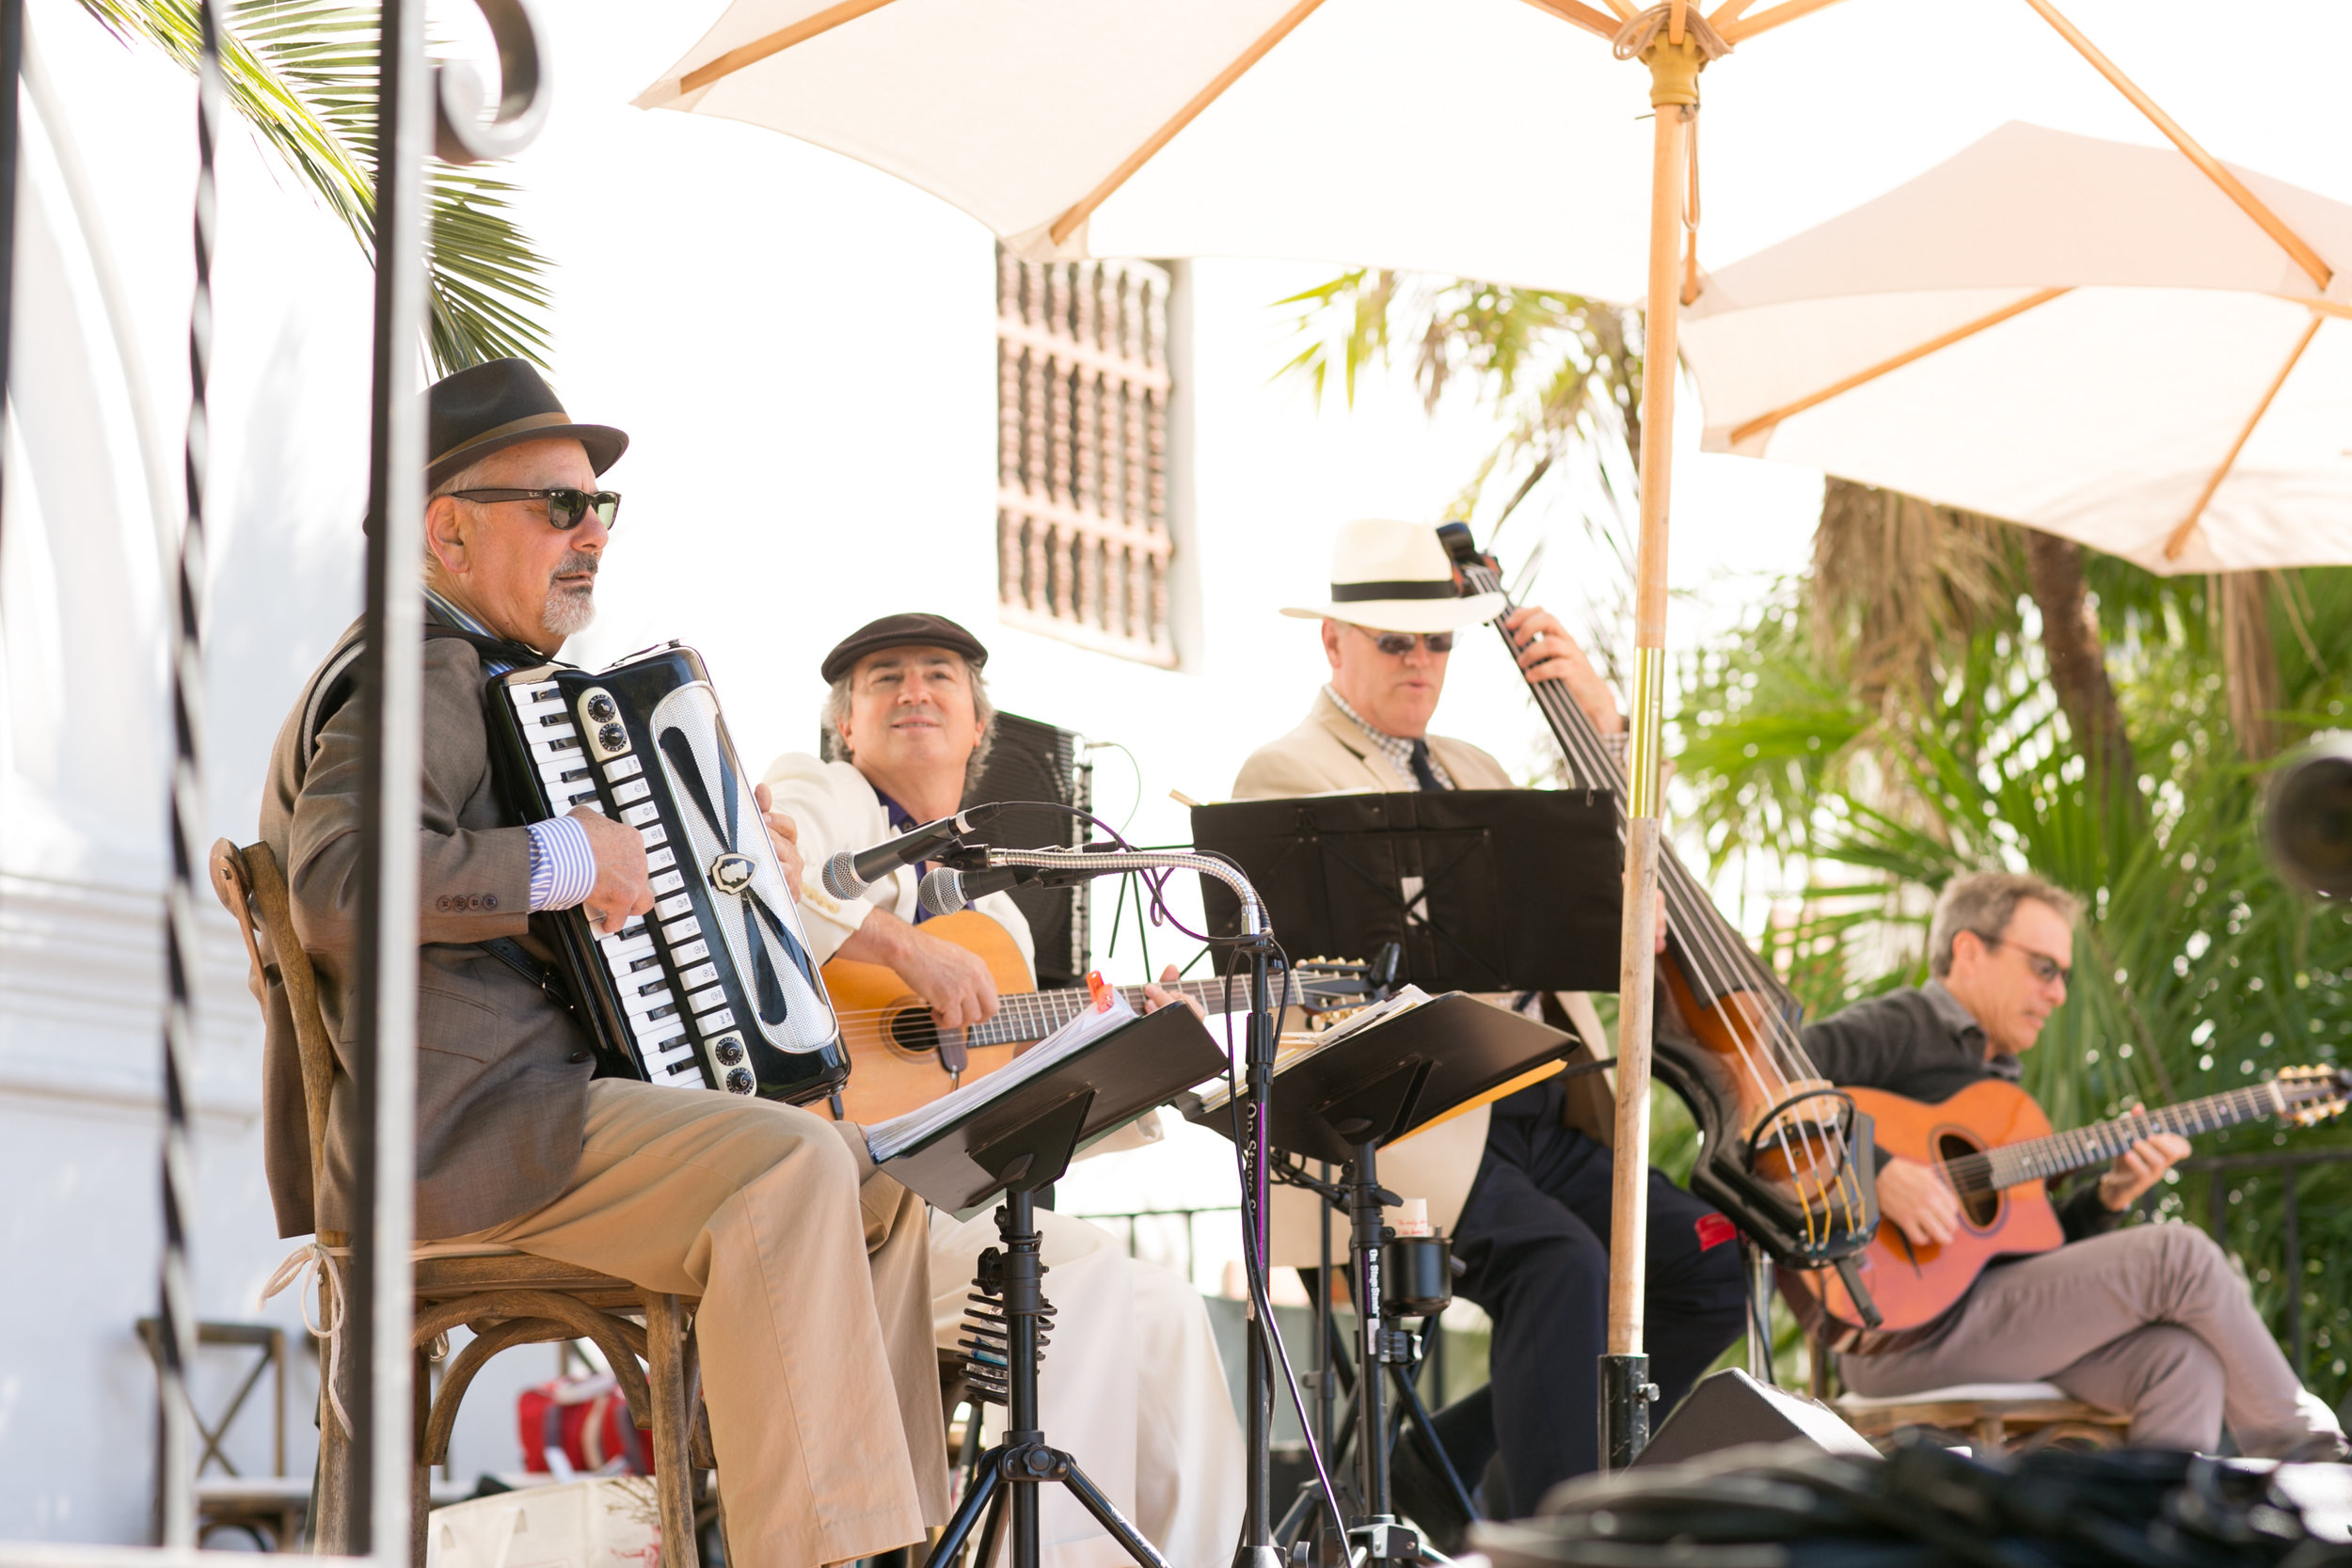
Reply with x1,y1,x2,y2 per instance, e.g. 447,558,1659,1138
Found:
864,997,1229,1212
1184,991,1570,1164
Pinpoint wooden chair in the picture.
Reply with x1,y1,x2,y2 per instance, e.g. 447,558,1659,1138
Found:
1804,1326,2127,1456
210,839,708,1567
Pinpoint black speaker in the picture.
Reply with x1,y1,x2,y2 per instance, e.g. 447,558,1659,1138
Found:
1631,1370,1879,1468
960,711,1091,990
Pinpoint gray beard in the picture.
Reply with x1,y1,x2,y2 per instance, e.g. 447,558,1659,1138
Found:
541,551,598,640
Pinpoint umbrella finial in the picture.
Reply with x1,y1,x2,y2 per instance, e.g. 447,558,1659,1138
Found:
1612,4,1729,105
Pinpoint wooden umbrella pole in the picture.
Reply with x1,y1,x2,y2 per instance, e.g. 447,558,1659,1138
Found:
1601,30,1700,1473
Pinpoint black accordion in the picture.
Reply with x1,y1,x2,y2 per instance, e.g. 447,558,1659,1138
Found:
485,642,850,1105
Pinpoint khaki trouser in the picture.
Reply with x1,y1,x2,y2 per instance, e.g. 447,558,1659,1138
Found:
1839,1223,2343,1455
461,1080,949,1567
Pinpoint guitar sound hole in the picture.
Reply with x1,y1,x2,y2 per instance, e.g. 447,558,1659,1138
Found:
1936,1131,1999,1227
889,1012,940,1057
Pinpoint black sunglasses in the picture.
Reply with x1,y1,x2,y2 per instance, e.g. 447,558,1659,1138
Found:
448,487,621,531
1985,934,2072,986
1354,626,1454,656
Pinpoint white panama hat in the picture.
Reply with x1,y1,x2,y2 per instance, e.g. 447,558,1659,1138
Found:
1280,518,1507,635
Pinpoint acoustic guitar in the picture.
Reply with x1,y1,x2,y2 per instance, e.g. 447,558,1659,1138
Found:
1785,1067,2352,1344
819,909,1365,1123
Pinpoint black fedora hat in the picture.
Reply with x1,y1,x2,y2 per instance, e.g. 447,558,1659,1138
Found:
428,357,628,491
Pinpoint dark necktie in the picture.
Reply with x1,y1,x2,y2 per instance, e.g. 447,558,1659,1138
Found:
1408,738,1445,792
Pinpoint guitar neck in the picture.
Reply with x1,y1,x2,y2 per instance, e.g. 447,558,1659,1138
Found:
1981,1082,2292,1192
966,974,1285,1050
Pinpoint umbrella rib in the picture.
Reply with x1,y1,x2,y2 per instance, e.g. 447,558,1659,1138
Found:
1720,0,1854,43
679,0,900,94
1707,0,1760,24
2161,314,2324,563
1047,0,1327,246
1725,287,2070,448
2021,0,2331,293
1517,0,1626,40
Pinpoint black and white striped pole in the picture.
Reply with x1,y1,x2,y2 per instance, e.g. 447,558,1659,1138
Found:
156,1,224,1547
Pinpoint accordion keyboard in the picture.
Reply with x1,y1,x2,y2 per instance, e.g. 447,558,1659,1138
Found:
509,676,717,1089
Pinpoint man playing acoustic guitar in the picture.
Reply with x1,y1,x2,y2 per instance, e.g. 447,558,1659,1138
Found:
762,613,1244,1568
1806,870,2345,1457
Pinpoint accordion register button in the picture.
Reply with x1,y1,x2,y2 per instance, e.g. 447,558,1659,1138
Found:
654,893,692,919
622,802,662,827
646,847,677,871
680,963,719,989
650,870,685,895
613,778,653,805
686,986,726,1013
640,823,668,847
672,939,710,964
697,1007,736,1032
606,754,644,780
661,916,700,942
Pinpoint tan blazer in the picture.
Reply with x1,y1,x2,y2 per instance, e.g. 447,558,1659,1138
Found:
1231,689,1612,1260
258,623,596,1241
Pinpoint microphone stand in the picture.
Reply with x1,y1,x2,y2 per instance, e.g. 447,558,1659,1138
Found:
945,846,1302,1568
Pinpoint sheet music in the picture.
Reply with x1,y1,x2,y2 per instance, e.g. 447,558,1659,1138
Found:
863,988,1140,1164
1188,985,1435,1117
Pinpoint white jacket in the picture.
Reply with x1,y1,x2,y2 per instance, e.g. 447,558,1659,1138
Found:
759,752,1038,977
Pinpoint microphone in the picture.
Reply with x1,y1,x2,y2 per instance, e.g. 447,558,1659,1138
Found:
916,864,1025,917
821,802,1007,899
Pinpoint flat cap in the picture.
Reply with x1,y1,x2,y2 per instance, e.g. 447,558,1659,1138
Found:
821,612,991,685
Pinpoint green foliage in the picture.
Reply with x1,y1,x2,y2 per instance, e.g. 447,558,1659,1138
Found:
1676,564,2352,1407
77,0,551,374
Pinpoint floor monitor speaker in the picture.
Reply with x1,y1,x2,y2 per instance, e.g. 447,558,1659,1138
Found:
1632,1369,1880,1468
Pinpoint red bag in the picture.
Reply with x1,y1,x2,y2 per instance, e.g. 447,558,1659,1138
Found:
516,1373,654,1476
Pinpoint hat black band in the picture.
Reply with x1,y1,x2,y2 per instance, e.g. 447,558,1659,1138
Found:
1331,579,1459,602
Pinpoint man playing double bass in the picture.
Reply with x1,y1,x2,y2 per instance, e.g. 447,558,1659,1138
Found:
1806,870,2346,1457
1232,518,1748,1513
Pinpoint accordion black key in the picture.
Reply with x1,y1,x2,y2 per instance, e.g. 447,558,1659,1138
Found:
485,641,850,1105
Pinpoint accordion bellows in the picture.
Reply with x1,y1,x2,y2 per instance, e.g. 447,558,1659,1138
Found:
485,642,850,1105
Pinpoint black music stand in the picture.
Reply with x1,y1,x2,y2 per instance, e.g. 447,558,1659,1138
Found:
1186,996,1571,1567
1190,791,1622,993
879,1002,1227,1568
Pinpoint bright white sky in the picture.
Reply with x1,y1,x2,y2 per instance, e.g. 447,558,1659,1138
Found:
24,0,2352,1264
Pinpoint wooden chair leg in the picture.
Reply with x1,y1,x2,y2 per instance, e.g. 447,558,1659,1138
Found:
413,1344,436,1568
644,1292,700,1568
314,1286,359,1555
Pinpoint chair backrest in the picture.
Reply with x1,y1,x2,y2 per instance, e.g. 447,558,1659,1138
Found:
210,839,340,1243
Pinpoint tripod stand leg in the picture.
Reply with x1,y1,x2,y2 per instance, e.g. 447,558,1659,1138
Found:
1055,1458,1172,1568
921,1446,1006,1568
1387,1362,1479,1525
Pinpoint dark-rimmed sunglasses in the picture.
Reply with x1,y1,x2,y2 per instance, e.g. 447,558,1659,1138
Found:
448,487,621,531
1354,626,1454,656
1985,934,2071,986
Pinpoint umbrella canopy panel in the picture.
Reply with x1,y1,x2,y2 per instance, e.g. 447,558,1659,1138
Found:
1684,123,2352,575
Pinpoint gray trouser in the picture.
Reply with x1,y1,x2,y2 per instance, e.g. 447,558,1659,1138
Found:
1838,1223,2341,1454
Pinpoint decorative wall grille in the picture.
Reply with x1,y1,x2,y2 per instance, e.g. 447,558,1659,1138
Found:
996,249,1177,667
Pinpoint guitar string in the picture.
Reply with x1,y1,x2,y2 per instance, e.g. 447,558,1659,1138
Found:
1934,1082,2313,1194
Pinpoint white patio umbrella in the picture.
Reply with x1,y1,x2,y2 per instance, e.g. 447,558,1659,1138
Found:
1682,121,2352,576
631,0,2351,1472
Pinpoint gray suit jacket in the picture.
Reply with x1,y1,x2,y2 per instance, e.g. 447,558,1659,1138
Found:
258,622,595,1240
1233,689,1516,798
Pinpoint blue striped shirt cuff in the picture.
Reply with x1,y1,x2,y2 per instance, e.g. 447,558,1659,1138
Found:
526,816,597,911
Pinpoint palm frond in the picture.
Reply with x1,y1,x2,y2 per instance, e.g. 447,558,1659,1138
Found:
78,0,551,374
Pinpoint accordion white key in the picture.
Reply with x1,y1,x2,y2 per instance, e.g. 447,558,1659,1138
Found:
485,642,850,1104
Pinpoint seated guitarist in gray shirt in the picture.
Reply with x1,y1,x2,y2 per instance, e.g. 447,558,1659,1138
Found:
1804,870,2344,1457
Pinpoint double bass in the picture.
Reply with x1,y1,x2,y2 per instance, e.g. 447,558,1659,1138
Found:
1438,525,1883,1299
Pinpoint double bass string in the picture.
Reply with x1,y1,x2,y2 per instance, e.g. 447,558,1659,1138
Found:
1475,564,1865,1236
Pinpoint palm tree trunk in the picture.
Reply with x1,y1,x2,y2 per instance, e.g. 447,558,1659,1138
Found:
2216,571,2284,761
2022,528,2137,804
